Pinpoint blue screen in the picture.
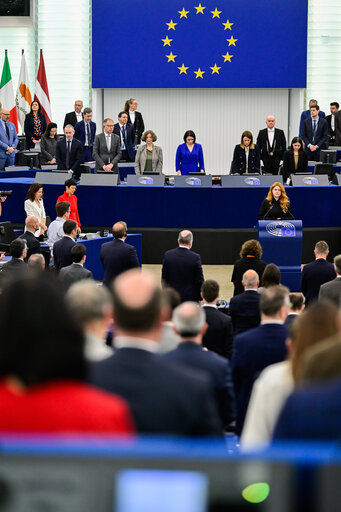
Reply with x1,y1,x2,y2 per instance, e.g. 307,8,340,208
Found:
92,0,308,88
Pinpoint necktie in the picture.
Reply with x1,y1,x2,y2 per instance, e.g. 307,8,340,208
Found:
313,119,317,144
121,126,126,140
86,123,91,146
66,140,71,169
5,122,9,140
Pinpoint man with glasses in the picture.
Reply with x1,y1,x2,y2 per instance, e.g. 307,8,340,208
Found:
93,118,121,181
0,108,18,170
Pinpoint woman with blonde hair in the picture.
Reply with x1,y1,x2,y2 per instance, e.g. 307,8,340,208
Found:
123,98,144,145
258,181,294,220
134,130,163,174
231,130,260,174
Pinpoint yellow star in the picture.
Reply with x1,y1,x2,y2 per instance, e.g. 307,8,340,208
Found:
166,52,177,63
227,35,238,46
166,19,177,30
178,63,189,74
222,19,233,30
222,51,233,62
194,68,205,79
210,63,221,74
195,3,206,14
162,36,173,46
211,8,222,18
178,7,189,18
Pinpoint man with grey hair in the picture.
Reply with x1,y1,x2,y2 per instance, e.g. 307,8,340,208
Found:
256,115,286,174
229,269,261,335
63,99,83,128
161,229,204,302
163,301,235,429
74,107,96,162
0,107,18,169
318,254,341,306
66,280,114,361
93,118,121,177
302,240,335,305
28,253,45,272
56,124,82,179
232,285,289,435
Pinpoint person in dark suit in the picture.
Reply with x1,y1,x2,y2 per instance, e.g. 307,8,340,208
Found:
256,115,287,174
326,102,339,146
299,98,325,138
201,279,233,359
258,181,294,220
284,293,304,329
124,98,145,145
113,111,135,162
56,125,82,179
281,136,308,182
229,270,261,335
53,219,77,270
74,107,96,162
24,100,47,150
231,130,260,174
92,118,121,179
231,239,267,296
162,230,204,303
163,301,235,429
318,254,341,307
301,104,328,162
18,216,42,260
63,100,83,128
1,239,27,275
59,244,93,289
100,221,139,288
0,108,18,169
89,269,223,436
301,240,336,305
232,285,289,435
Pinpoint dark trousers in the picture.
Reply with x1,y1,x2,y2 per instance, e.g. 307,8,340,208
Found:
262,155,281,173
305,147,320,162
120,149,131,162
82,146,93,163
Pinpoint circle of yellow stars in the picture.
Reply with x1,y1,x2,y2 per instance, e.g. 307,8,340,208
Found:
161,4,237,79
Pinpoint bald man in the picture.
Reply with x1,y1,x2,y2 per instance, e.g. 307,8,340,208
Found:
0,108,18,169
100,220,139,288
18,216,41,260
256,116,286,174
162,230,204,302
90,269,222,436
229,269,261,335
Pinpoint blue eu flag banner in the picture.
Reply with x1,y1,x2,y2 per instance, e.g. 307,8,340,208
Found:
92,0,307,89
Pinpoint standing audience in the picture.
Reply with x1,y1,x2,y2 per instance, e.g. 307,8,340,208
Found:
231,240,266,296
301,240,335,305
229,270,261,335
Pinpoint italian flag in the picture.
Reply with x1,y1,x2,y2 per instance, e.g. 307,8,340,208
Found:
0,51,18,131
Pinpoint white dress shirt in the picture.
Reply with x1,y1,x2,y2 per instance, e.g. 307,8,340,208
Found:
267,128,275,146
75,112,83,123
129,110,135,125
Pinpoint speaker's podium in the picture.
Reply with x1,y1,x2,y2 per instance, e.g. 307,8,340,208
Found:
257,220,302,291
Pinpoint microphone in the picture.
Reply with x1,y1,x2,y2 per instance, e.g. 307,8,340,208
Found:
263,204,273,220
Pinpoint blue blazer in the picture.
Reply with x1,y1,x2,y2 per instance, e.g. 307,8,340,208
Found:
273,377,341,441
231,144,260,174
231,323,288,435
89,347,223,436
299,108,325,138
0,120,18,157
113,122,135,161
301,258,335,305
24,113,47,149
302,117,328,149
163,341,235,428
202,305,234,359
74,120,96,147
100,238,139,288
53,236,76,270
229,290,261,335
162,246,204,302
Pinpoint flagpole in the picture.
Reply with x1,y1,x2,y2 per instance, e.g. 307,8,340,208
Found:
22,49,24,55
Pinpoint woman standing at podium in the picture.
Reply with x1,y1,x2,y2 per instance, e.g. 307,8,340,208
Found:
258,182,294,220
176,130,205,175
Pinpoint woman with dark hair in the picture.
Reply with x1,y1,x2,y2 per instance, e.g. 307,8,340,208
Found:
40,122,58,165
231,239,267,296
24,182,47,237
24,100,47,150
241,301,339,448
0,276,135,433
134,130,163,174
231,130,260,174
260,263,281,288
282,136,308,181
258,181,294,220
176,130,205,175
124,98,145,145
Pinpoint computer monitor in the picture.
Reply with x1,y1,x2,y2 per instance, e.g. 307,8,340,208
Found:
21,151,40,169
320,150,337,164
314,163,336,183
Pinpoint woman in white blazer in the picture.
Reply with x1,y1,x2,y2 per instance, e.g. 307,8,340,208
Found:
134,130,163,175
24,182,47,237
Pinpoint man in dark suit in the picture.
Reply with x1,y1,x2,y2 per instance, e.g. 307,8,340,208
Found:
74,107,96,163
0,108,18,169
163,301,235,429
326,102,339,146
162,230,204,303
18,216,41,260
89,269,223,436
59,244,93,289
100,221,139,288
92,117,121,180
302,104,328,161
301,240,335,305
63,100,83,128
229,270,261,335
113,111,135,162
319,254,341,307
56,125,82,179
201,279,233,359
53,219,77,270
1,238,27,275
232,285,289,435
285,293,304,329
256,115,287,174
299,98,325,138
